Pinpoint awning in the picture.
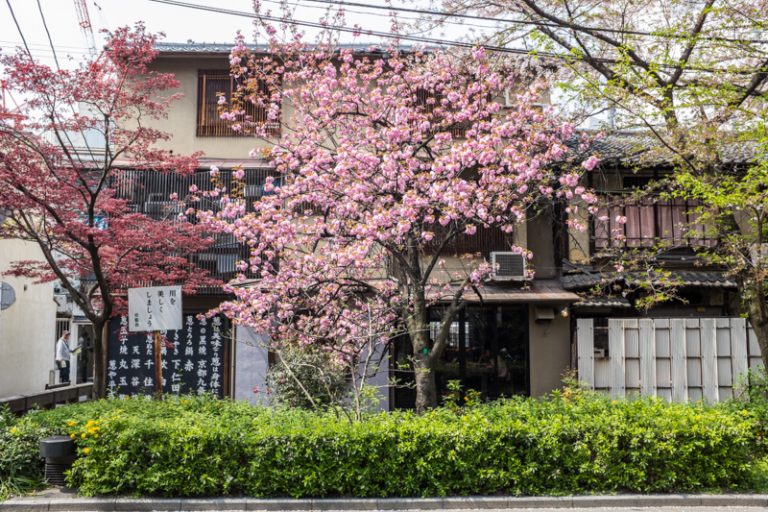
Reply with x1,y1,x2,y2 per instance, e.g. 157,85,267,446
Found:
431,280,579,304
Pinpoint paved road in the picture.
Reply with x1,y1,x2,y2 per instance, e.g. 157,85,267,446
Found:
501,509,768,512
24,506,768,512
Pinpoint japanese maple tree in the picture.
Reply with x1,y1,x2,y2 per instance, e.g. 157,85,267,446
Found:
0,25,214,398
205,22,598,411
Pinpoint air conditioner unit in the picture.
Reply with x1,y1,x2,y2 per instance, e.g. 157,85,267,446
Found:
593,348,607,359
489,252,526,282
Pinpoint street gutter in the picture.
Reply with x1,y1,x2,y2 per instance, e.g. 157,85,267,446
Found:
3,494,768,511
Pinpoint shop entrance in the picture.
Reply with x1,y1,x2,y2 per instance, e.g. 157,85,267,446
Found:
392,305,529,408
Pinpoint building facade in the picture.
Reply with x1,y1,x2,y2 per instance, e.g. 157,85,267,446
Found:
0,239,58,397
107,43,758,407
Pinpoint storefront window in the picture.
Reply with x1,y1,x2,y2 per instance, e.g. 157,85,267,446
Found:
432,306,528,401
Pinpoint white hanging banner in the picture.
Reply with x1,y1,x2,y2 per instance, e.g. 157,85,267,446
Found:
127,286,182,332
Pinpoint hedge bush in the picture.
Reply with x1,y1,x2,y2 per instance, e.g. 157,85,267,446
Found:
0,407,49,500
3,392,768,498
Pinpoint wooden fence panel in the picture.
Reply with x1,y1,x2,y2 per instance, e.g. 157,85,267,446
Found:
670,319,688,402
639,319,656,397
576,319,594,388
608,320,626,399
579,317,758,403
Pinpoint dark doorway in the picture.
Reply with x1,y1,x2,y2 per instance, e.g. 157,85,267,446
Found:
391,305,529,409
75,325,96,384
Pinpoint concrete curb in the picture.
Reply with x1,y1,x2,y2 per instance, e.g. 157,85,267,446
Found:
3,494,768,511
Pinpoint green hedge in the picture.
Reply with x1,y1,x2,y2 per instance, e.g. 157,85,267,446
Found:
3,393,768,498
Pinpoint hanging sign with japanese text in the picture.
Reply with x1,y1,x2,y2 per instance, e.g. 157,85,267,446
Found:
127,285,182,332
107,313,227,397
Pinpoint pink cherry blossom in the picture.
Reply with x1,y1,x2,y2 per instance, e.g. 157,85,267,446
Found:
202,31,599,411
582,155,600,170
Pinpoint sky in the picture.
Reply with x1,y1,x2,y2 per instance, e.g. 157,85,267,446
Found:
0,0,589,122
0,0,494,66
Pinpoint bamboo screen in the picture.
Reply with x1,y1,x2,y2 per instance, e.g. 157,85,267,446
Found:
196,70,280,137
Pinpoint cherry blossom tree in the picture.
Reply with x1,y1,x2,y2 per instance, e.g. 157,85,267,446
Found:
205,25,598,411
0,25,214,398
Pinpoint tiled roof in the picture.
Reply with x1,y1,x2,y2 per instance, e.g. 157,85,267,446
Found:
155,42,412,55
560,272,622,291
574,297,632,308
583,131,756,166
561,270,737,291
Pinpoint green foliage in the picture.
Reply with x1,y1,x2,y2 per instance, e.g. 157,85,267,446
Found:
0,407,48,500
3,394,766,498
442,380,483,412
266,346,348,410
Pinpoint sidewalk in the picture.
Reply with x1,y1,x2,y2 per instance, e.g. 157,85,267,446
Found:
3,489,768,511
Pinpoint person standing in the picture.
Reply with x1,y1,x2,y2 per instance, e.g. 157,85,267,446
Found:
55,331,74,384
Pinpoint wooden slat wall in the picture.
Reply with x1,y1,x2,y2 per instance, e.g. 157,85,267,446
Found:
608,319,626,399
197,70,279,138
576,317,758,403
576,318,594,388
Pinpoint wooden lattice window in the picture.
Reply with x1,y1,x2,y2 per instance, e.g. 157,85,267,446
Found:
197,70,280,137
415,89,468,139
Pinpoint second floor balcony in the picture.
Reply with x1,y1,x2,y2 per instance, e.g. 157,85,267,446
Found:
423,223,513,256
591,195,718,252
113,168,278,285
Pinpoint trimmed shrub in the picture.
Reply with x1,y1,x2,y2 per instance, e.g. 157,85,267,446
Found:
0,407,48,500
6,393,764,497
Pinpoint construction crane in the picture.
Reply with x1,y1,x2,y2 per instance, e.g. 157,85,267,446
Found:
73,0,97,56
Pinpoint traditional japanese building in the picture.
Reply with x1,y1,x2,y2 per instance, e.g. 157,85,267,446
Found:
100,43,761,408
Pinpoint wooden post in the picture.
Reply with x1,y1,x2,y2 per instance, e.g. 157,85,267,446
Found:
153,331,163,395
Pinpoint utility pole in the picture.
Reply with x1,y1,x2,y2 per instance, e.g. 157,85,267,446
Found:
72,0,96,56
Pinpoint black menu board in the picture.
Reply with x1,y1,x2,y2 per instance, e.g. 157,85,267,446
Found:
107,313,227,397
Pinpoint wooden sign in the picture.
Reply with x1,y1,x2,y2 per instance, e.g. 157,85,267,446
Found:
127,286,182,332
107,313,227,397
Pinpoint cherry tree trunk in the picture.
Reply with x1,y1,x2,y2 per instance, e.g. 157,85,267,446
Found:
414,361,437,413
410,313,438,413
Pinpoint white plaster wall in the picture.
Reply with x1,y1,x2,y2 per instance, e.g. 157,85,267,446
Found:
0,239,57,397
359,344,390,412
233,325,271,405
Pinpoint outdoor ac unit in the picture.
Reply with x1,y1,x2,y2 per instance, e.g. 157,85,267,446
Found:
489,252,526,282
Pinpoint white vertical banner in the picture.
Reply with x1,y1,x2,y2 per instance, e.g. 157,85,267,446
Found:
127,286,183,332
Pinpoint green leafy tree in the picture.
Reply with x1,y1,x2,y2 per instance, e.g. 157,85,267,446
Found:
442,0,768,367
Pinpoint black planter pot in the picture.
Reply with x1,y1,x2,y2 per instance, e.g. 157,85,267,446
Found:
39,436,76,486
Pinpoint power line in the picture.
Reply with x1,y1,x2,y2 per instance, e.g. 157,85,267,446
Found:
0,39,92,51
4,0,98,170
4,0,31,56
147,0,768,75
297,0,768,44
36,0,100,165
36,0,59,69
147,0,599,61
261,0,501,32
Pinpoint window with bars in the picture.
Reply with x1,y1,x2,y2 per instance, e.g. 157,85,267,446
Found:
196,70,280,137
592,195,718,250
